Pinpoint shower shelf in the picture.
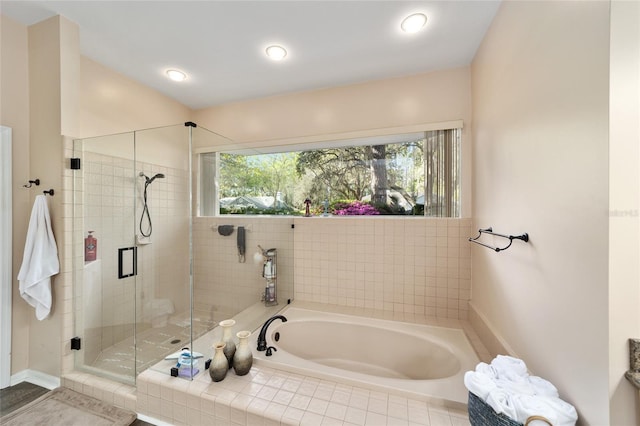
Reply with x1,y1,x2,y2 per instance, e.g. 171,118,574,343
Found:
468,227,529,252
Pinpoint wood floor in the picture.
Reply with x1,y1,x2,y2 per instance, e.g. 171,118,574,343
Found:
0,382,153,425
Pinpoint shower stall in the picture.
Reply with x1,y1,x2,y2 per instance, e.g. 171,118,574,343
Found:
71,123,293,385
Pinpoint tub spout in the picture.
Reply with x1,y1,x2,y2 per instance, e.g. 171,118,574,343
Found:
257,315,287,351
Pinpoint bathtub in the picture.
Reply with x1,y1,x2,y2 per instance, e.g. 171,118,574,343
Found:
251,306,479,406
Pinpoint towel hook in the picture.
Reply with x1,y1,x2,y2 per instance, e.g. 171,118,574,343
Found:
43,189,54,196
23,178,40,188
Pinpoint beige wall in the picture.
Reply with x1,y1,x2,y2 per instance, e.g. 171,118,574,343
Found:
471,2,610,424
79,57,191,138
194,67,471,144
1,14,31,375
27,15,80,378
609,1,640,424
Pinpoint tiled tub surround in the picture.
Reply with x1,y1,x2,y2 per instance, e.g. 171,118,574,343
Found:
64,302,489,425
134,362,472,426
293,217,472,320
192,216,472,326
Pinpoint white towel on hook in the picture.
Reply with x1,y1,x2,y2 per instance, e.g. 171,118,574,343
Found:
17,195,59,320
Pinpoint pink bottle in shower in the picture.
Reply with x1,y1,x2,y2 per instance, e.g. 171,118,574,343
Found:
85,231,97,261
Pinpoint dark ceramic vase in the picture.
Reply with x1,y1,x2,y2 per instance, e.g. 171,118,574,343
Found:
233,330,253,376
209,342,228,382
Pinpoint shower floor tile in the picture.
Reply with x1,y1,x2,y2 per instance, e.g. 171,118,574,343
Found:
90,316,215,377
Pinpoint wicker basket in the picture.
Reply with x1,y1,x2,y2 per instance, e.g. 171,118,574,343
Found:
468,392,552,426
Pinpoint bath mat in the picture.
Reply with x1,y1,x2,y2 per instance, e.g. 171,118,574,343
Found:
0,386,136,426
0,381,49,416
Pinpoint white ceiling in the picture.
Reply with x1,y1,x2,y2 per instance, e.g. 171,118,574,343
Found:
1,1,501,110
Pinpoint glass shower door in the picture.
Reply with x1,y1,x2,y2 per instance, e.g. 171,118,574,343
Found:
73,124,195,383
73,132,138,384
133,125,194,378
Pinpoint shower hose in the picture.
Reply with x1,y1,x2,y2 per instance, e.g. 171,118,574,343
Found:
139,181,153,237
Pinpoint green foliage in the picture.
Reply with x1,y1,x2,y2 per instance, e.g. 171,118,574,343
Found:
218,136,427,215
219,153,263,197
220,152,301,208
220,205,301,216
296,147,370,201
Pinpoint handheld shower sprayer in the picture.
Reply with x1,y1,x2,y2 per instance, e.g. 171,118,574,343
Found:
139,172,165,185
138,171,165,238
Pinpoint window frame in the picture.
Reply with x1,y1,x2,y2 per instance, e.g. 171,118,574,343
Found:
196,121,464,218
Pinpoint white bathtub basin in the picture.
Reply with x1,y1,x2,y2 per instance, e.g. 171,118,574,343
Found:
251,306,480,405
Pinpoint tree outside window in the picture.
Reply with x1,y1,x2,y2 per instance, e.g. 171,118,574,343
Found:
200,129,460,217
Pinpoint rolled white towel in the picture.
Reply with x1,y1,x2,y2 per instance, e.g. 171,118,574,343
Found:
511,394,556,424
512,394,577,426
491,355,528,378
485,387,518,421
475,362,499,379
496,376,536,396
529,375,559,398
464,371,498,400
538,395,578,426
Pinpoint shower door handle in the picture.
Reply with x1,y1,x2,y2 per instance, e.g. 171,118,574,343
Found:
118,246,137,279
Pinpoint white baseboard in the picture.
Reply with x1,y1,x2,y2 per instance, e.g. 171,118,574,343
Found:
10,369,61,390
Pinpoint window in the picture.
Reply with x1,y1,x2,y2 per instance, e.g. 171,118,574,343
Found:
199,129,460,217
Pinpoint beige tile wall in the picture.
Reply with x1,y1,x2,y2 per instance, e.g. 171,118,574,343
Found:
192,217,295,323
192,216,471,323
293,217,472,319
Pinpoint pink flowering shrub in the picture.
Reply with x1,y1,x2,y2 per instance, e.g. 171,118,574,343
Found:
333,201,380,216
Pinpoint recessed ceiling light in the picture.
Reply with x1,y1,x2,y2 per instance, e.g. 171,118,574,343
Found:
401,13,427,33
166,69,187,82
265,45,287,61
